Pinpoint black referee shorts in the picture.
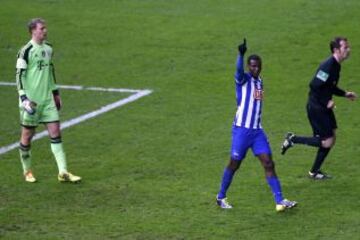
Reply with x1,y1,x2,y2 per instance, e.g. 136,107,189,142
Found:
306,103,337,139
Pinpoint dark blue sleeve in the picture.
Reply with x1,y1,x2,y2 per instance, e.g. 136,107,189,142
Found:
332,86,346,96
311,65,330,88
234,55,247,85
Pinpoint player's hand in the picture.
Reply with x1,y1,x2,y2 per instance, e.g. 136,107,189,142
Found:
345,91,357,101
54,94,62,110
22,98,37,115
327,99,335,109
238,38,247,56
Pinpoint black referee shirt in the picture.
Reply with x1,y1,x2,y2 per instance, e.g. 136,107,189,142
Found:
308,56,346,109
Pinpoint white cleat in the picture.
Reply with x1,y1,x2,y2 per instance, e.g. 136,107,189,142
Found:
309,171,331,180
58,172,81,183
216,196,233,209
276,199,297,212
281,132,295,155
24,170,37,183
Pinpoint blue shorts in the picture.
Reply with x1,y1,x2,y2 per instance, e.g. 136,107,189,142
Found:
230,126,272,161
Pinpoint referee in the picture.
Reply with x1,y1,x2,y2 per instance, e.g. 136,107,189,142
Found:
281,37,357,179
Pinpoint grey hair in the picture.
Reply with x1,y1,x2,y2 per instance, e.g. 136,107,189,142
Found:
28,18,46,33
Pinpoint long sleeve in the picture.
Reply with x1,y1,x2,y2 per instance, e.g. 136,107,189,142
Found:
332,86,346,97
49,62,58,92
234,55,246,85
16,53,28,97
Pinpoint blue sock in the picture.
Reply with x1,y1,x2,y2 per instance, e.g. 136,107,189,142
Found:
266,176,283,204
218,168,235,199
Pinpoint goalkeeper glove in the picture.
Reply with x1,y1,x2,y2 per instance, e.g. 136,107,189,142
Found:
20,95,37,115
238,38,247,56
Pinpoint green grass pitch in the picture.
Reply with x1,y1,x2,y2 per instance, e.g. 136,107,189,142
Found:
0,0,359,239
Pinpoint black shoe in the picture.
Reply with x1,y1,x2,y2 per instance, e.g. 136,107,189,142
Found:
281,132,295,155
308,170,332,180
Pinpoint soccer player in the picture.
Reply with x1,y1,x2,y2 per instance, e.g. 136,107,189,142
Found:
216,39,297,212
281,37,357,180
16,18,81,183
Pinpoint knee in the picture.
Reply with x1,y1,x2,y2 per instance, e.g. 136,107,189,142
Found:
263,160,275,171
228,159,241,171
322,137,335,148
21,129,35,144
47,122,61,138
49,130,61,139
22,134,33,143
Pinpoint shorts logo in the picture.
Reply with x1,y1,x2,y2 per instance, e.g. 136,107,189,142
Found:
254,89,263,100
316,70,329,82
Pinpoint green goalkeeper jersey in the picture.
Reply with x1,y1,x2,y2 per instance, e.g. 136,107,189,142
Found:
16,39,58,104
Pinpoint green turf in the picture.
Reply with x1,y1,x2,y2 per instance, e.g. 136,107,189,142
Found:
0,86,132,146
0,0,359,239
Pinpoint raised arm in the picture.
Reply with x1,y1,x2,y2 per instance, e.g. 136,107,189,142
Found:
234,38,247,85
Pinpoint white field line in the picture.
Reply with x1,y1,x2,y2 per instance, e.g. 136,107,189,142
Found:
0,82,152,155
0,81,143,93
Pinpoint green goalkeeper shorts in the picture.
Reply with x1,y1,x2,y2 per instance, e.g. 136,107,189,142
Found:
20,100,59,127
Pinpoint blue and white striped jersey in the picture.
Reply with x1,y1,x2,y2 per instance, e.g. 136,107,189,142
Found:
233,55,263,129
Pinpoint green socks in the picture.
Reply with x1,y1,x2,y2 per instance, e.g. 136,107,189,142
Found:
19,143,31,173
50,137,67,174
20,138,69,175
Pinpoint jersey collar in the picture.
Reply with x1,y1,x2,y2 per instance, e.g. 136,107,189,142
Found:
30,39,44,47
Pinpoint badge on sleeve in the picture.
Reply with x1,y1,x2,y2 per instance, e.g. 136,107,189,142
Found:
316,70,329,82
16,58,27,69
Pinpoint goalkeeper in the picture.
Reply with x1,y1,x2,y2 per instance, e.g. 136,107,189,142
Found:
16,18,81,183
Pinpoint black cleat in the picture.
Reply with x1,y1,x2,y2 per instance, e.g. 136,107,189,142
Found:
281,132,295,155
308,170,332,180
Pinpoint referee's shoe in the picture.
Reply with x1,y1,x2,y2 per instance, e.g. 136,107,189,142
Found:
308,170,332,180
281,132,295,155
